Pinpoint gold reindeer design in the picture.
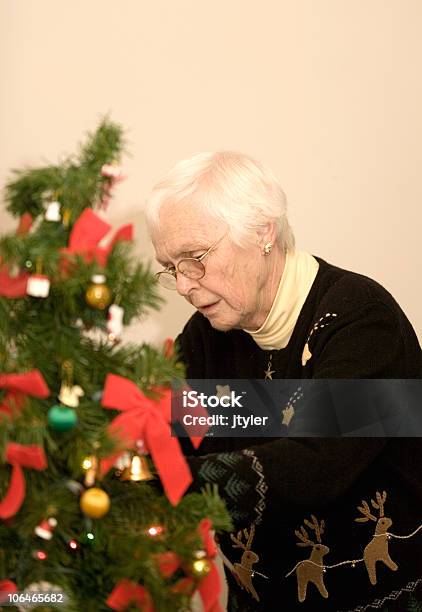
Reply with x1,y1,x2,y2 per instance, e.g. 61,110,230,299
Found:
295,514,330,603
355,490,398,585
230,524,260,601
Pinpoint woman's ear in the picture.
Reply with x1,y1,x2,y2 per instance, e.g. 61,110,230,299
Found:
255,222,277,248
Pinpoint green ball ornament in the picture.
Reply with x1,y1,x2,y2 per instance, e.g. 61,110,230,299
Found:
47,405,78,432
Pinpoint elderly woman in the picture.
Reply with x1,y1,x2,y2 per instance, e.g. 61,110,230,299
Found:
145,152,422,612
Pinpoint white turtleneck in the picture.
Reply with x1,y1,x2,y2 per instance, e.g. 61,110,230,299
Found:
244,250,319,351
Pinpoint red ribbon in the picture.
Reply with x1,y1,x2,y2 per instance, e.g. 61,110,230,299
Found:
154,551,181,578
163,338,175,359
170,577,195,595
0,443,48,519
161,338,209,447
16,213,33,235
171,384,210,449
0,214,34,298
100,374,193,505
0,580,18,604
107,580,154,611
0,370,50,420
197,519,222,612
61,208,133,268
0,262,29,298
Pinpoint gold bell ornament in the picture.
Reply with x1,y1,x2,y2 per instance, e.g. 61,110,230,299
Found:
82,455,98,487
120,453,154,482
85,274,112,310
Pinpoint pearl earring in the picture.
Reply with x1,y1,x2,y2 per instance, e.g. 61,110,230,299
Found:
263,242,273,255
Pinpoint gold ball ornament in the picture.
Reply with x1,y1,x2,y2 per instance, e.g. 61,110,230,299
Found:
80,487,110,518
85,274,112,310
190,557,212,578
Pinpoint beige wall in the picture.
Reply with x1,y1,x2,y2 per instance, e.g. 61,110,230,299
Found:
1,0,421,345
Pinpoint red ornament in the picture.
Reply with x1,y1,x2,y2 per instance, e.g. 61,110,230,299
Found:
34,517,57,540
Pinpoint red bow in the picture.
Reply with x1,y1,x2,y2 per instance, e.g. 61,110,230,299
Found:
61,208,133,268
100,374,192,505
107,580,154,611
198,519,222,612
0,370,50,420
0,443,48,519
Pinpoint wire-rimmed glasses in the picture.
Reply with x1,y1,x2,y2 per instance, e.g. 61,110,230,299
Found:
155,233,227,290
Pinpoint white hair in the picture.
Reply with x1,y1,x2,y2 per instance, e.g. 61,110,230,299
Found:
144,151,295,251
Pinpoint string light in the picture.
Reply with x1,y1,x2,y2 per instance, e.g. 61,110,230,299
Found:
147,525,164,537
33,551,48,561
86,532,94,541
285,524,422,578
68,539,79,550
219,522,422,581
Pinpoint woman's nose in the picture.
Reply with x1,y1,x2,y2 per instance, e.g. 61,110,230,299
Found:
175,273,200,296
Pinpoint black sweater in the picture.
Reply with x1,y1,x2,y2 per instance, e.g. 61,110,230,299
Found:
176,257,422,612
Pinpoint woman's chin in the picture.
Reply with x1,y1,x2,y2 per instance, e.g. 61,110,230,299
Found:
206,314,236,332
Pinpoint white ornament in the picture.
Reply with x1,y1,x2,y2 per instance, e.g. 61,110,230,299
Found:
59,382,84,408
92,273,106,284
107,304,124,339
114,452,131,471
45,201,61,222
66,480,84,495
101,163,122,179
26,274,50,297
19,581,66,611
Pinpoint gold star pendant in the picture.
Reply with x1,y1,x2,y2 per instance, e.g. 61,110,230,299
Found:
264,355,275,380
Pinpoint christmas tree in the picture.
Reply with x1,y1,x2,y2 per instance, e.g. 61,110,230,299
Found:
0,119,231,611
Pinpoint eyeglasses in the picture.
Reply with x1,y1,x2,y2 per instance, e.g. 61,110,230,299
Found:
155,233,227,290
